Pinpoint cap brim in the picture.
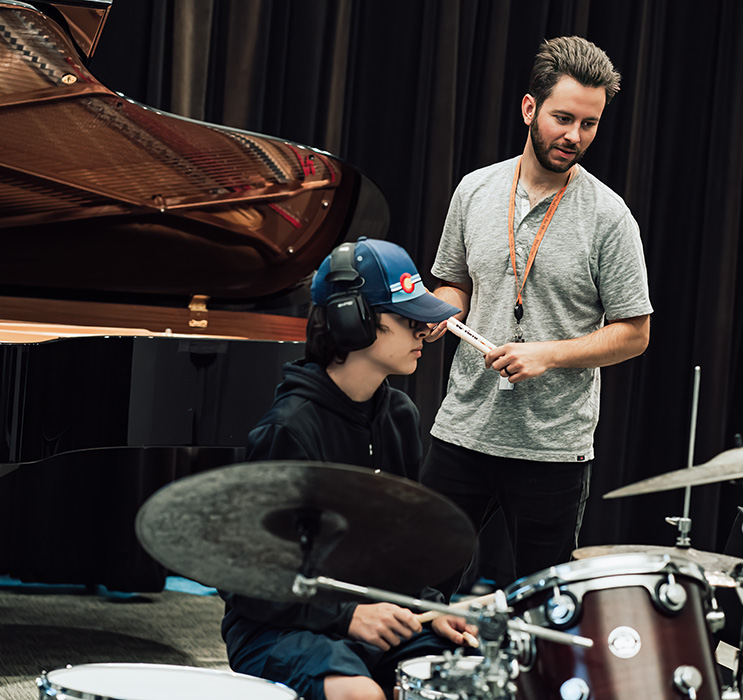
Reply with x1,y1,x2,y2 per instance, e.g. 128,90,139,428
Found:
377,295,460,323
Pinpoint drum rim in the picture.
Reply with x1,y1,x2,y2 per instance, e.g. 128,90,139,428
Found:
504,552,707,603
398,655,485,671
40,662,297,698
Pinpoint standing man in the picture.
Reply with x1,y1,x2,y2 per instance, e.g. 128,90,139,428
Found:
422,36,653,590
221,237,477,700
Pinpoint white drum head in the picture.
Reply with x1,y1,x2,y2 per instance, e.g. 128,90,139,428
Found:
42,663,297,700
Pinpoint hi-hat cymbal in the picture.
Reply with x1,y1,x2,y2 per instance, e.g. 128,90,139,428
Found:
573,544,741,587
603,447,743,499
136,461,476,601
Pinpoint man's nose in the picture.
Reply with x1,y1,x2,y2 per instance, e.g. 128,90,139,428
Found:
564,122,580,143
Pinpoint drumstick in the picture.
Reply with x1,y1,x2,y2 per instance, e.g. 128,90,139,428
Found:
462,631,480,648
445,318,496,354
416,592,497,623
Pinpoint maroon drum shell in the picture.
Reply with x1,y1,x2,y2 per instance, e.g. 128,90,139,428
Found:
507,556,722,700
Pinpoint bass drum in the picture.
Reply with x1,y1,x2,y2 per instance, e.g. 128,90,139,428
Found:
504,553,723,700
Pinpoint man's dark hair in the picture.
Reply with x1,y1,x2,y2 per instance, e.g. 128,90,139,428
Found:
529,36,621,109
305,305,385,366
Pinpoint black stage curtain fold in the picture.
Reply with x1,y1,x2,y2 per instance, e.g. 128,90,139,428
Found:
64,0,743,578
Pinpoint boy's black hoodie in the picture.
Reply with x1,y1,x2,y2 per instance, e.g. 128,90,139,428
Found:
221,360,426,656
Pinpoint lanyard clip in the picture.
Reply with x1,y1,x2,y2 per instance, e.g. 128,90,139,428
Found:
514,302,523,324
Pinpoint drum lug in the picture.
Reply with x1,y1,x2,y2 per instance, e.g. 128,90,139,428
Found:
656,574,687,613
544,589,579,628
673,665,703,698
705,594,726,633
560,677,591,700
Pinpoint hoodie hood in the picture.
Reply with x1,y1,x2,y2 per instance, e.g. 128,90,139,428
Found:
275,360,391,425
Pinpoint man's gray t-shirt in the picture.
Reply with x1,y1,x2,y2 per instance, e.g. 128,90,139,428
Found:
431,156,653,462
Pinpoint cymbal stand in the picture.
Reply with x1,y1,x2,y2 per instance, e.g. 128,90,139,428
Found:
666,366,702,547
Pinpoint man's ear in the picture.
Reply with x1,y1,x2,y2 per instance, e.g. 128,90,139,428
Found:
521,93,537,125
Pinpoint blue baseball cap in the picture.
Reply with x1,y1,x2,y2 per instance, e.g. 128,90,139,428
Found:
311,237,460,322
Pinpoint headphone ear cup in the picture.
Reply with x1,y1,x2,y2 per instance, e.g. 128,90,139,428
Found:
325,291,376,351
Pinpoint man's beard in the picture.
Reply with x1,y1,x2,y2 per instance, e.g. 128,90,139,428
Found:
530,112,586,173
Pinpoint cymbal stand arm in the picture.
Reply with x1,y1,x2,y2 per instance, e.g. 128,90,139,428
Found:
295,573,455,616
292,574,593,648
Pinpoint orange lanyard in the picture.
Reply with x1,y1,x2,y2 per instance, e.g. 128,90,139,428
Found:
508,156,573,318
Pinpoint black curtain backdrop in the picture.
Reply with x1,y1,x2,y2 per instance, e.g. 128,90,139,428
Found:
89,0,743,558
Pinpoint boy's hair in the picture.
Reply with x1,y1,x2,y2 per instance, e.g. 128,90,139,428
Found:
529,36,621,108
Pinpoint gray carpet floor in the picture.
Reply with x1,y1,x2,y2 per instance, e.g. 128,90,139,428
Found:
0,581,229,699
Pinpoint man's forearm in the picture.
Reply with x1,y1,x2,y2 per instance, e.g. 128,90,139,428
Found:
433,282,471,320
545,315,650,369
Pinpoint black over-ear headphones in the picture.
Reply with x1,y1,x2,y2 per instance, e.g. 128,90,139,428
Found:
324,242,377,351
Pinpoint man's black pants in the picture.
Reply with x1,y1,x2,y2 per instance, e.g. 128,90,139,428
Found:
421,437,592,595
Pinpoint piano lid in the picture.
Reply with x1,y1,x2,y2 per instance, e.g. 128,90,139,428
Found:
36,0,113,61
0,1,388,311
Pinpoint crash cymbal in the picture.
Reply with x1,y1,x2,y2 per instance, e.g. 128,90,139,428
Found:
573,544,741,587
603,447,743,499
136,461,476,601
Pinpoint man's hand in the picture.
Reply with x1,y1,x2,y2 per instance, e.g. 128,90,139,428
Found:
347,603,423,651
425,320,449,343
431,615,480,646
485,341,553,383
424,281,472,344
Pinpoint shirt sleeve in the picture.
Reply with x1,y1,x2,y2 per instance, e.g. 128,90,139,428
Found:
431,186,471,285
595,211,654,321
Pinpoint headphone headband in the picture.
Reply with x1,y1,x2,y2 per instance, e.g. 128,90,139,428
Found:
325,243,360,286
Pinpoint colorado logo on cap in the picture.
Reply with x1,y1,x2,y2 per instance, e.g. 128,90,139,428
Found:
389,271,424,303
399,273,415,294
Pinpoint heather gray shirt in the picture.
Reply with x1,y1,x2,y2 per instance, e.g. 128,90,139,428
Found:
431,157,653,462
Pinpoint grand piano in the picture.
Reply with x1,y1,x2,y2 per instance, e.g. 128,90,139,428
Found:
0,0,388,590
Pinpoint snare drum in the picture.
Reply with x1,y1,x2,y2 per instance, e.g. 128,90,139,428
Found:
36,662,298,700
505,553,723,700
396,655,485,700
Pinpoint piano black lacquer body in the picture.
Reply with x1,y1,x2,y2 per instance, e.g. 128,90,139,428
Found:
0,0,388,590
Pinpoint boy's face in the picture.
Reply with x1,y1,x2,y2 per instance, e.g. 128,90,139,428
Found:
363,312,431,376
